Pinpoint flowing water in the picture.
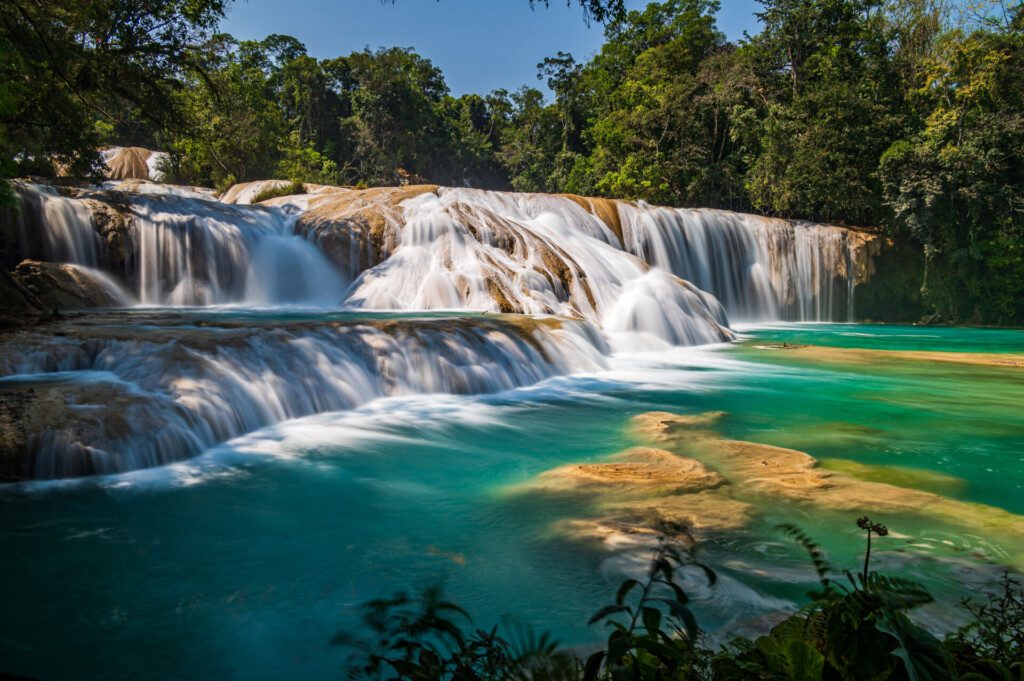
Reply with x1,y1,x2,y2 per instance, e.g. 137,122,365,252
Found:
2,182,1022,679
619,205,862,321
1,320,1022,680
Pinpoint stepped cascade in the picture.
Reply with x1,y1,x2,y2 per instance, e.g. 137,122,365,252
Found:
0,313,606,478
0,178,883,479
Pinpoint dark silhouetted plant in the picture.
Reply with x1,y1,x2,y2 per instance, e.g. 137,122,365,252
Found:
334,584,579,680
714,518,955,681
946,573,1024,680
583,523,716,680
336,517,1023,680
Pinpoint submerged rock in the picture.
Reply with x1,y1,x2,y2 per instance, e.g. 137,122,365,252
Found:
512,409,1024,568
509,436,754,549
819,458,967,496
631,410,1024,564
525,446,725,494
753,343,1024,370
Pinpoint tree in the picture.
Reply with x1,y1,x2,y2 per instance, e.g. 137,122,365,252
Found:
0,0,227,196
563,0,734,205
163,34,287,189
741,0,910,224
879,8,1024,323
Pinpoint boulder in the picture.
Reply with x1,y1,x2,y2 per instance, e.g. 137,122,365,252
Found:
104,146,160,180
14,260,128,309
0,380,160,481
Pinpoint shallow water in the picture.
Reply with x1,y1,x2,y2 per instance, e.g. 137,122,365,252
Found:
2,321,1023,680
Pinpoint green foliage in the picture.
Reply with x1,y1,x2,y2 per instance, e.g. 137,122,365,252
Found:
583,525,716,680
335,517,1024,680
5,0,1021,323
0,0,226,182
334,585,580,680
716,519,955,681
947,574,1024,677
250,180,305,204
276,130,339,185
878,11,1024,324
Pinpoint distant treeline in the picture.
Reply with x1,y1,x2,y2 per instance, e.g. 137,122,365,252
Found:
1,1,1021,323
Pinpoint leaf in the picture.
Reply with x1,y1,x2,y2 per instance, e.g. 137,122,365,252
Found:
641,606,662,635
589,604,630,625
876,611,955,681
754,617,826,681
678,605,699,641
650,556,674,581
783,639,826,681
696,561,718,587
607,628,631,663
582,651,605,681
661,579,690,605
616,579,642,605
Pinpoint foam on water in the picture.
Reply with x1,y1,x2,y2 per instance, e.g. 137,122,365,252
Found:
3,180,885,479
0,315,608,478
344,188,733,347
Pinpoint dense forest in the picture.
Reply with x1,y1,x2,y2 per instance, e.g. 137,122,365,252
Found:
0,0,1021,323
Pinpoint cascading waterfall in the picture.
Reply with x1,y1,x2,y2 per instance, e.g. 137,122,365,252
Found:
13,181,347,307
1,179,877,479
617,204,861,321
16,183,103,267
344,188,732,349
0,314,608,478
127,193,346,306
12,181,864,324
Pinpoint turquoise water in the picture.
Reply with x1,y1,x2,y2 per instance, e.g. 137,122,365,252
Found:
733,321,1024,353
2,323,1023,679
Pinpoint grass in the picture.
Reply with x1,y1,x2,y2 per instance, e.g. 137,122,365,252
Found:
251,180,306,203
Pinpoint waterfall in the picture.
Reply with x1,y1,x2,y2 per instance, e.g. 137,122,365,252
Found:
127,193,346,306
14,183,103,267
1,179,882,479
0,314,608,478
12,182,347,307
617,204,860,321
343,188,732,349
11,181,866,325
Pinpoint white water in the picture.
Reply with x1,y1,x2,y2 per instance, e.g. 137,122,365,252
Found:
4,180,873,478
16,184,103,266
12,182,864,326
14,182,347,307
128,194,346,306
618,204,860,322
0,315,607,478
345,188,732,350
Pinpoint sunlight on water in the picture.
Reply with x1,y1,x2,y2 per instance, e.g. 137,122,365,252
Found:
2,180,1022,679
1,321,1022,679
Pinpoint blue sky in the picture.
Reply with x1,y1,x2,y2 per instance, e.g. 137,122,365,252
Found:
221,0,763,97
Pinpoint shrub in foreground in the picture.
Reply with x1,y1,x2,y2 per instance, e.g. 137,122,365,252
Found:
335,518,1024,680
